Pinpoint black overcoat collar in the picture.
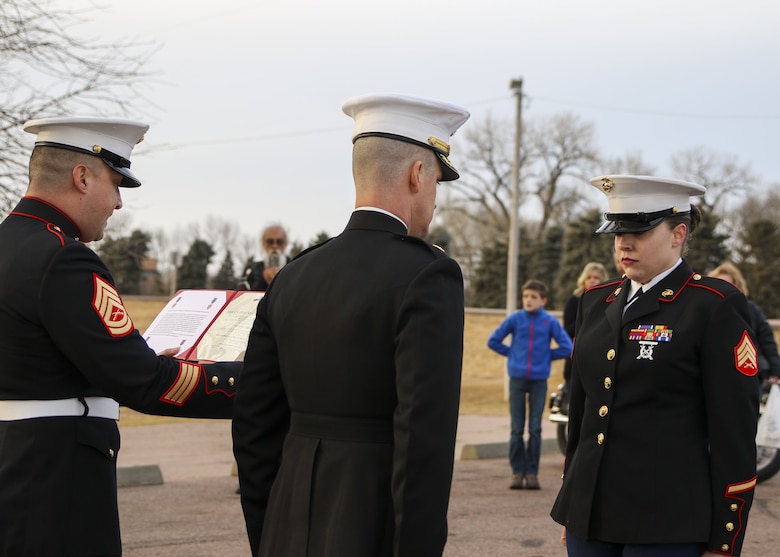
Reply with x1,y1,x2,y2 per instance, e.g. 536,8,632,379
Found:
345,210,408,236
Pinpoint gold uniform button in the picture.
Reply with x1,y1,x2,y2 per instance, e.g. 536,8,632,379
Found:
725,522,735,532
599,405,609,417
597,433,605,444
730,503,739,512
604,377,612,389
228,377,235,387
211,376,219,385
721,544,729,552
109,448,115,459
606,349,616,361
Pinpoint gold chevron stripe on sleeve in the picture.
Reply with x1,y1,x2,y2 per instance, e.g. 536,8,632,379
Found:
92,274,133,337
727,477,757,494
161,362,201,406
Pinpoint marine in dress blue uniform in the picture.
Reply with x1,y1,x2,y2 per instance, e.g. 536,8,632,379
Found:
0,118,240,556
551,175,759,557
232,93,470,557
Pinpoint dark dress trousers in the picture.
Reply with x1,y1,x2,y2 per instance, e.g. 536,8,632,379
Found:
233,210,464,557
551,261,759,556
0,197,240,556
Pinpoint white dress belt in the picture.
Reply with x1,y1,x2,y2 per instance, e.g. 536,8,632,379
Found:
0,397,120,421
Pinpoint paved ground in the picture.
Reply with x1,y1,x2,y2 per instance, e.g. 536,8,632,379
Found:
117,416,780,556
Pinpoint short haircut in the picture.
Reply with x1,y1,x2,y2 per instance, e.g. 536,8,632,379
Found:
352,136,437,186
521,279,548,299
29,145,100,189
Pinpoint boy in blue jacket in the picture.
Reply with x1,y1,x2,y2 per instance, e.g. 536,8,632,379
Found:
487,279,572,490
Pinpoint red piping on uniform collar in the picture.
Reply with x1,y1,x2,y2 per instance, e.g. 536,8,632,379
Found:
18,196,82,238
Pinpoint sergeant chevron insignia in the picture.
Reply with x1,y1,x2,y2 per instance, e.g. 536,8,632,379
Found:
92,274,133,337
734,331,758,376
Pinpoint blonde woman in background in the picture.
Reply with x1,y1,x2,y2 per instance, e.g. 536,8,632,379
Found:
562,262,608,385
710,262,780,385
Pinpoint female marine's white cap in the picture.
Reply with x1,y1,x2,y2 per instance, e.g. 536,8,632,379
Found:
590,175,706,234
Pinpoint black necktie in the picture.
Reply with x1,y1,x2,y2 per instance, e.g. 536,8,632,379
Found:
628,287,644,304
623,287,643,316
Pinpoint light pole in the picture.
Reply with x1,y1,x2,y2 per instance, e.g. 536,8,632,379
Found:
506,78,523,315
505,78,523,400
169,251,182,297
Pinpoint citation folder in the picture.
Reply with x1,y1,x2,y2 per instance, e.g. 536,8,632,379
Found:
142,289,264,362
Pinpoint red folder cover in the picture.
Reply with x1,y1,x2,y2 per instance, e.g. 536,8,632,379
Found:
142,289,264,361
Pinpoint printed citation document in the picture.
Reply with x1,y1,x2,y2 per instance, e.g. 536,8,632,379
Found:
142,290,263,361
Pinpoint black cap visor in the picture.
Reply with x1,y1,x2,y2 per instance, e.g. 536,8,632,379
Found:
595,208,688,234
93,145,141,187
435,152,459,181
104,161,142,188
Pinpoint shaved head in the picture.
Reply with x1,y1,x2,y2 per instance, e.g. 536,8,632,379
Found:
28,146,100,193
352,136,436,190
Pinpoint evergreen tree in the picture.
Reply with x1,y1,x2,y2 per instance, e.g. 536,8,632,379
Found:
738,219,780,318
425,225,453,252
212,249,237,290
684,205,729,274
471,240,508,309
98,229,151,295
178,238,214,289
528,225,564,308
288,231,331,258
470,226,536,309
555,209,615,303
309,231,331,247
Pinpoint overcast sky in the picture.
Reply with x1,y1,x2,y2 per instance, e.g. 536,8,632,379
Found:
71,0,780,251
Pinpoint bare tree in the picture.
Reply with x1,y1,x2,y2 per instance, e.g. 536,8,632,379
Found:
443,113,523,240
439,111,603,290
722,182,780,254
600,150,657,176
731,183,780,224
0,0,157,212
202,215,254,279
669,146,758,214
525,112,600,239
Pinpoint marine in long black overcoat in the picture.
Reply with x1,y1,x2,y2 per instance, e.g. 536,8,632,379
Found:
233,210,464,557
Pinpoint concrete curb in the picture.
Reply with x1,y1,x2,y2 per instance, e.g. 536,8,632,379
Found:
120,440,561,482
460,437,560,460
117,464,164,487
115,418,562,486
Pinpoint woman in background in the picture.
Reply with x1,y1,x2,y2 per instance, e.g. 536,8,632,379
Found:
709,262,780,385
562,262,608,386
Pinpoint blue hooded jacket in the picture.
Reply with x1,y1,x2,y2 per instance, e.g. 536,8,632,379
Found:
487,308,572,380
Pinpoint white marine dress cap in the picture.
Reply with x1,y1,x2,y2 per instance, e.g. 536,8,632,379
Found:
23,117,149,187
342,93,470,181
590,174,706,234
